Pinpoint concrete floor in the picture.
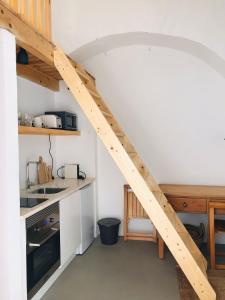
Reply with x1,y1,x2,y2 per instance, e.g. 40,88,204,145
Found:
42,238,179,300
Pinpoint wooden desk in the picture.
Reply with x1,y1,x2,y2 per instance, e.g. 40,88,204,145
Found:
160,184,225,214
158,184,225,259
124,184,225,259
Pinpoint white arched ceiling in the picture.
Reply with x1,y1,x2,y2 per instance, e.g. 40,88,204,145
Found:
70,32,225,80
52,0,225,61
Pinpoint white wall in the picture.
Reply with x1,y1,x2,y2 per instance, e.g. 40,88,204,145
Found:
54,82,97,178
0,29,22,300
86,46,225,184
18,78,97,190
18,77,56,188
84,46,225,238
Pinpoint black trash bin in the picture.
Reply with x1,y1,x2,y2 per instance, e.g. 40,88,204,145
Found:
97,218,121,245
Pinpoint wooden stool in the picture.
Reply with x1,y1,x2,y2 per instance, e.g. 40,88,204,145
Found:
124,185,164,259
208,201,225,269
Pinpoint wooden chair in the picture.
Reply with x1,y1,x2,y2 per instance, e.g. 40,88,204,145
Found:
208,201,225,269
124,185,164,259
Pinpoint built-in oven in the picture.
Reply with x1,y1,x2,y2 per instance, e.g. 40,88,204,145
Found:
26,203,60,299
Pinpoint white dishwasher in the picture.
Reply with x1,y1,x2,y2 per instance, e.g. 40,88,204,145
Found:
78,183,95,254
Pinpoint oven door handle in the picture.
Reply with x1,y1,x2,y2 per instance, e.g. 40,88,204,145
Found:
29,243,41,247
28,226,60,249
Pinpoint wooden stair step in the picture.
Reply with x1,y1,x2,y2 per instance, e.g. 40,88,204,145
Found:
76,67,91,81
92,97,111,113
84,87,100,98
128,151,137,158
115,132,125,137
88,88,101,99
118,135,136,153
82,81,101,98
109,122,124,133
68,57,94,83
131,157,160,191
101,110,112,117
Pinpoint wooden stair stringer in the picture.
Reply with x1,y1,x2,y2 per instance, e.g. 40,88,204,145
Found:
54,47,216,300
90,95,161,192
93,89,208,277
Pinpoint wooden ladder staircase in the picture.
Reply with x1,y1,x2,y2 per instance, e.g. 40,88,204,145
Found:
54,47,216,300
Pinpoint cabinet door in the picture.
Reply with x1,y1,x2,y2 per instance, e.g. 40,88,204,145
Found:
60,191,81,266
80,184,95,253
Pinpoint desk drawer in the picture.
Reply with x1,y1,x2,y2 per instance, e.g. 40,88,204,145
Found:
167,197,207,213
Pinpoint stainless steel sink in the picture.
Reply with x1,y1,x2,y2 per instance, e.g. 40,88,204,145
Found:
31,187,66,194
20,197,49,208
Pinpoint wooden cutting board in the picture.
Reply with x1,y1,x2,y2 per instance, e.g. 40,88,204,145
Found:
38,156,49,184
47,165,53,182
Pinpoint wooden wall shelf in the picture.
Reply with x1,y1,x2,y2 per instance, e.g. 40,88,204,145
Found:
18,126,80,136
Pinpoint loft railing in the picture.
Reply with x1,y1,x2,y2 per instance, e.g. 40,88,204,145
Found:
2,0,51,40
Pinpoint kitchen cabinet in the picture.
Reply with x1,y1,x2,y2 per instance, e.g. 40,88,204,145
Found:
79,184,95,254
60,191,81,265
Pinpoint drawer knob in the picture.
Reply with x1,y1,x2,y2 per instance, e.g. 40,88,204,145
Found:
183,202,188,208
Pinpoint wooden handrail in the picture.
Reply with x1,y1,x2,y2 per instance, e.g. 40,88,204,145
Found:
2,0,51,40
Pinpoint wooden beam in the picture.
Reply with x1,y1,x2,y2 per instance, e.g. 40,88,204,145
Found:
17,64,59,91
0,0,54,64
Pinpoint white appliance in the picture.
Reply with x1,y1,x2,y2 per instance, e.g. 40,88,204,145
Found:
78,184,95,254
61,164,86,180
64,164,79,179
33,116,43,128
38,115,62,129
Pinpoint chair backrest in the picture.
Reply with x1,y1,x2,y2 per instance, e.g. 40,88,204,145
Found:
208,201,225,216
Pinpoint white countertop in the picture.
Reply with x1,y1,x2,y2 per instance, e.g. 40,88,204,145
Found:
20,178,94,219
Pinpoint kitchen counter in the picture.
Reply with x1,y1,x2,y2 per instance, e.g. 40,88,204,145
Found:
20,178,94,219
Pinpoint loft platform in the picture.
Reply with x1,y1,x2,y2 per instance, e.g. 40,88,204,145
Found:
16,45,95,91
0,0,95,91
16,45,61,91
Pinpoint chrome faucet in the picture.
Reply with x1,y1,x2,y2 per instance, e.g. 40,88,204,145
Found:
26,161,39,189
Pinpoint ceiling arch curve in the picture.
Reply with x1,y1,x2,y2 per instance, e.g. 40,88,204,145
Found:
71,32,225,79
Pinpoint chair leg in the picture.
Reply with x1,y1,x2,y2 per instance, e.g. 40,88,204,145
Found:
158,235,165,259
209,207,216,269
207,223,210,251
123,185,128,241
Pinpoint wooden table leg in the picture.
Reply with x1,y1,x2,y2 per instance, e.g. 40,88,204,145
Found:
158,235,165,259
124,185,128,241
209,207,216,269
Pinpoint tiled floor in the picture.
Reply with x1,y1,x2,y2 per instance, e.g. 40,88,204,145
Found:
42,238,179,300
